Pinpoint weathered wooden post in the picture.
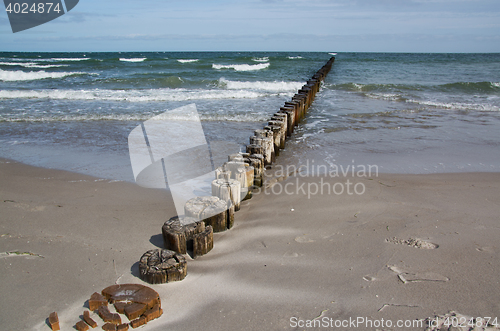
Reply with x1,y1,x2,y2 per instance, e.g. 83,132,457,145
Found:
279,107,295,136
185,196,228,232
271,112,288,142
139,249,187,284
264,125,281,157
162,216,214,257
268,118,286,149
212,178,241,212
254,129,274,165
247,154,264,187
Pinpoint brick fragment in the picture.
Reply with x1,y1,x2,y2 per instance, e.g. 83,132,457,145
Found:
75,320,89,331
102,323,117,331
89,292,108,311
83,310,98,328
117,324,129,331
49,312,60,331
130,316,147,329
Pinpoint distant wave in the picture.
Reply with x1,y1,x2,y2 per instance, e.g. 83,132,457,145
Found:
212,63,270,71
0,88,276,102
252,57,269,62
0,112,270,123
406,99,500,112
329,81,500,93
0,62,68,69
0,69,87,82
27,57,90,62
119,58,146,62
288,56,303,59
219,78,303,92
177,59,199,63
329,53,337,55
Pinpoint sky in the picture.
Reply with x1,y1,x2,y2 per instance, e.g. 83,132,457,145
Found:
1,0,499,52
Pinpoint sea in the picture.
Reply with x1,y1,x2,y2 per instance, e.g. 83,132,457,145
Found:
1,52,499,182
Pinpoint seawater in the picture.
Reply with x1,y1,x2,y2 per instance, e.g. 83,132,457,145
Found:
1,52,499,180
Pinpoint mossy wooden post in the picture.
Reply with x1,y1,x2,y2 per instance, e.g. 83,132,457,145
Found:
254,129,274,165
212,178,241,212
185,196,228,232
139,249,187,284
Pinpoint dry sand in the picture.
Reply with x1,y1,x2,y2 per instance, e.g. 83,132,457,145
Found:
1,158,499,330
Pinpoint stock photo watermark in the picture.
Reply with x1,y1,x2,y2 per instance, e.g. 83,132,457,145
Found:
255,160,379,199
3,0,79,33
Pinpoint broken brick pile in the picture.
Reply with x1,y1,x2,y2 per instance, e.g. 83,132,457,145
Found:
49,284,162,330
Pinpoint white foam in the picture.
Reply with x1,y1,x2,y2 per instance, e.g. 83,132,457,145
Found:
50,58,90,61
219,78,304,92
252,57,269,62
492,82,500,88
329,52,337,55
0,62,68,68
177,59,199,63
0,69,87,82
24,58,90,62
0,88,270,102
212,63,270,71
1,110,269,123
288,56,303,59
119,58,146,62
406,99,500,112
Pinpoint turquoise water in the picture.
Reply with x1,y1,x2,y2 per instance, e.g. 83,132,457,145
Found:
1,52,499,179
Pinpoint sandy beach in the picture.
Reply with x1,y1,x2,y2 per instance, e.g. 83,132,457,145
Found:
1,158,499,330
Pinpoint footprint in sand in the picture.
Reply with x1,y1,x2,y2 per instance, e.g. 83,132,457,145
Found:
363,275,376,281
476,246,495,253
283,252,300,258
388,265,449,284
386,237,438,249
294,236,315,243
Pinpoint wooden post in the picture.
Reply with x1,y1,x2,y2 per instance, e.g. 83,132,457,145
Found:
212,178,241,211
162,216,209,254
272,112,288,138
279,107,295,136
264,125,281,157
253,129,274,165
245,143,263,156
184,196,228,232
269,117,286,149
139,249,187,284
247,154,264,187
192,226,214,258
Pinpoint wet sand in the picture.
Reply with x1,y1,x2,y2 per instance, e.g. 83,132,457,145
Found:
1,158,499,330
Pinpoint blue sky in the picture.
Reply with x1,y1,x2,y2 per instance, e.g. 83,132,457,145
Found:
1,0,499,52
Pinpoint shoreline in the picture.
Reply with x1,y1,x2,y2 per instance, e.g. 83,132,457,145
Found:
1,159,499,330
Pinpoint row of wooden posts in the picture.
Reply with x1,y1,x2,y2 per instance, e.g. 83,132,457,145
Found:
139,57,335,284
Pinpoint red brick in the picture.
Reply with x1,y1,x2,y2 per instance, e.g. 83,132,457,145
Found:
75,320,89,331
49,312,60,331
